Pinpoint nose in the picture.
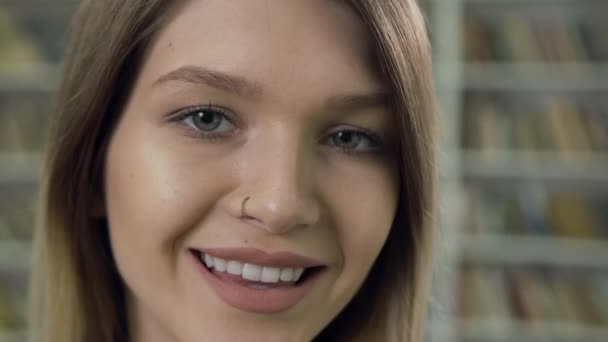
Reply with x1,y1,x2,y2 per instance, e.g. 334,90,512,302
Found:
230,129,321,234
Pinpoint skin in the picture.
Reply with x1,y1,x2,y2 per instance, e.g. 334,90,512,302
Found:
103,0,400,341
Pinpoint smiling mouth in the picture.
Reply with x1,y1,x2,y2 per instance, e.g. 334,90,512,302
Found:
189,248,326,313
191,249,323,289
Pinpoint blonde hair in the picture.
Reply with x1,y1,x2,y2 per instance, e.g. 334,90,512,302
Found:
30,1,436,341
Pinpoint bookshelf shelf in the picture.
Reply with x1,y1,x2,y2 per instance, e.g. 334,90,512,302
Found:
0,241,31,272
463,0,604,5
0,153,41,184
0,65,60,93
464,63,608,91
460,150,608,183
456,319,608,342
459,233,608,269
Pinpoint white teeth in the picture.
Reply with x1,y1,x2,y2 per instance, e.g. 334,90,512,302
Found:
261,267,281,283
242,263,262,281
204,254,214,268
279,268,294,282
213,257,227,272
202,253,310,284
226,260,243,275
294,268,305,282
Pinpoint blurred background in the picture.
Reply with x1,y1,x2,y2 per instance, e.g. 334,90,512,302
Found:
1,1,76,341
423,0,608,341
0,0,606,341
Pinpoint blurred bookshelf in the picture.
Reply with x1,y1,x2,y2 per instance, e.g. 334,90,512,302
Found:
0,0,74,338
424,0,608,341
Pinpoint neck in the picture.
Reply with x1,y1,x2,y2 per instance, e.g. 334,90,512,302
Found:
127,292,177,342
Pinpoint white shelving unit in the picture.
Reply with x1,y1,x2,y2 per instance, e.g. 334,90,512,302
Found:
457,319,608,342
432,319,608,342
463,63,608,91
424,0,466,340
459,233,608,269
425,0,608,341
461,150,608,183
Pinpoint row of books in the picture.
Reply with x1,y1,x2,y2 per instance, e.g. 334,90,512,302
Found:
457,266,608,327
0,271,27,332
0,185,37,241
465,15,608,62
0,8,45,73
462,95,608,155
0,95,49,153
0,4,72,72
463,188,607,238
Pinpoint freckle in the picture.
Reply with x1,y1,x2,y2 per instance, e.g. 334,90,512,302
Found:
244,240,249,244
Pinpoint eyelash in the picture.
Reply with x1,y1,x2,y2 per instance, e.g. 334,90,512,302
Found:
170,105,387,156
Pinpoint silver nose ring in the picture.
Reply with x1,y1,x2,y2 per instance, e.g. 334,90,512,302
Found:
241,196,251,218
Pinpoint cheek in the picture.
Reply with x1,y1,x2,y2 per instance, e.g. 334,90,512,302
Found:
323,160,399,298
346,185,396,263
103,113,232,291
103,117,180,298
105,126,181,254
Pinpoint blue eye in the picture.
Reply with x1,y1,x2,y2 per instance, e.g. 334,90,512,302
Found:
326,129,383,153
179,106,236,135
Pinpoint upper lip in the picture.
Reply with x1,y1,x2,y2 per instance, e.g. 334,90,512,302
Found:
194,247,325,268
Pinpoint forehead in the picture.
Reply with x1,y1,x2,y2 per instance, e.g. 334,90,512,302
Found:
139,0,384,101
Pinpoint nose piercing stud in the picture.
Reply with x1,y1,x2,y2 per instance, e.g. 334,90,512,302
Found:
241,196,251,218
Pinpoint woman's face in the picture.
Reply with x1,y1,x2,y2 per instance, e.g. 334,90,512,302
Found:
104,0,399,340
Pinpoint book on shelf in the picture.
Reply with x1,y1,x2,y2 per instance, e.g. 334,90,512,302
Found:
464,187,607,239
510,269,547,322
0,95,49,154
579,20,608,63
546,193,599,238
516,189,549,236
464,8,608,62
503,15,542,62
583,106,608,151
0,272,27,333
0,184,37,241
589,275,608,325
458,266,608,329
465,266,512,330
0,7,44,74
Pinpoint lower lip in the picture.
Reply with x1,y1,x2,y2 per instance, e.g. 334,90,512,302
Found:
191,253,322,314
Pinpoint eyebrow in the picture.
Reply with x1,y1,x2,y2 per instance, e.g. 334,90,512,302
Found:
155,65,389,113
155,66,263,97
324,93,389,114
